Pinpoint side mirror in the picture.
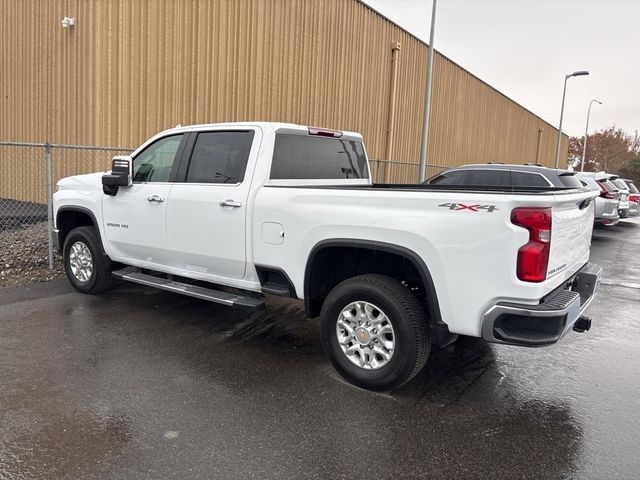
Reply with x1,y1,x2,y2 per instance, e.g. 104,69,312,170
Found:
102,156,132,196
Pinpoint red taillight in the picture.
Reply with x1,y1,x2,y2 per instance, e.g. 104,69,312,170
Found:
629,194,639,202
597,181,615,199
511,208,552,283
308,127,343,138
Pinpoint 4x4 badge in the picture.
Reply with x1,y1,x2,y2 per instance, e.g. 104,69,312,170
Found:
438,203,499,212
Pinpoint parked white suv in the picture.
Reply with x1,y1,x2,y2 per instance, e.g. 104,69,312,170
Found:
53,122,602,390
576,172,620,226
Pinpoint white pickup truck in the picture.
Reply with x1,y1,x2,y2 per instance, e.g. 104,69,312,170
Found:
53,122,602,390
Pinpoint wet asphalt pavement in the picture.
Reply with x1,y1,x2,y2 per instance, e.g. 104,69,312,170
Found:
1,219,639,480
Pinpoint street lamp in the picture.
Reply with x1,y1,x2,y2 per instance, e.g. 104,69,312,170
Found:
554,70,589,168
580,99,602,172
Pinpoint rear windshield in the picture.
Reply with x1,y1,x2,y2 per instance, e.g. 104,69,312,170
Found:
611,178,629,190
270,134,369,180
599,180,618,192
627,181,639,194
558,173,583,188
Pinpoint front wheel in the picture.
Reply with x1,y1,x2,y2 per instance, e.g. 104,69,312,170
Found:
63,226,114,294
320,274,430,391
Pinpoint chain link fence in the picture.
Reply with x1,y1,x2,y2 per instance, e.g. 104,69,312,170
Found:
0,142,451,286
0,142,132,286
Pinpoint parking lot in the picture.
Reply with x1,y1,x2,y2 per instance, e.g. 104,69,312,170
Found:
0,219,638,479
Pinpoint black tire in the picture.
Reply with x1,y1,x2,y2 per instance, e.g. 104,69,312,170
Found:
320,274,430,391
63,226,114,294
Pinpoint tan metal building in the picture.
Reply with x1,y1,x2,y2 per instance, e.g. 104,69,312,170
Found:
1,0,567,188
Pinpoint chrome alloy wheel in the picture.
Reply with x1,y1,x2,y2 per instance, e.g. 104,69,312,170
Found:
69,241,93,283
336,301,395,370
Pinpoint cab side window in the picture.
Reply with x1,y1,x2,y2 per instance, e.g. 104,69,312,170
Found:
186,131,255,184
132,134,184,183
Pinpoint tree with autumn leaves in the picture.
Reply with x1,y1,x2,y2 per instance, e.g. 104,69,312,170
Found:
568,126,640,183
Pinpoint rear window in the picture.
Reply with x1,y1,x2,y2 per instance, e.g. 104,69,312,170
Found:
270,134,369,180
611,178,629,190
627,181,639,194
558,173,584,189
511,171,550,187
599,180,618,192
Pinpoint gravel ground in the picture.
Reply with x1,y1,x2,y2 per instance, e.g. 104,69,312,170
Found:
0,221,62,287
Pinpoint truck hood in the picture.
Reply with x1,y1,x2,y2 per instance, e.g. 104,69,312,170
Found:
57,171,105,190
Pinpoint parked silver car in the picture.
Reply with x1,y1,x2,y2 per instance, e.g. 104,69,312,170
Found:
576,172,619,226
603,175,631,218
623,179,640,217
611,177,639,218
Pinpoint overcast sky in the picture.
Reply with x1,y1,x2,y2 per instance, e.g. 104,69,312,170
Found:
362,0,639,137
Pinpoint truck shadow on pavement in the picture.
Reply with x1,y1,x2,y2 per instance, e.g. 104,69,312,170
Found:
1,279,584,480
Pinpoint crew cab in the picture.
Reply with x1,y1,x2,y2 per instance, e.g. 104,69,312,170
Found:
53,122,602,390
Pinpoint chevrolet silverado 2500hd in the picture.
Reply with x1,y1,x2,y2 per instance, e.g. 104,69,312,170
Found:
53,122,602,390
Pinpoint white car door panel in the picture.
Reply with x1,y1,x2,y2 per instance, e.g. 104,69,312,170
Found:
102,133,185,265
166,129,259,279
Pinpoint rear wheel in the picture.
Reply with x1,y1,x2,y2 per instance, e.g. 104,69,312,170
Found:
320,274,430,391
63,226,114,294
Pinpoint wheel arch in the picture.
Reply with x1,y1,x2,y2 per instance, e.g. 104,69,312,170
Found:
303,239,443,325
56,206,102,255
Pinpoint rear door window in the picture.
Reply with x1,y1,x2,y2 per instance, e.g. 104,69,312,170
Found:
428,170,469,185
270,134,369,180
185,131,255,184
467,169,509,186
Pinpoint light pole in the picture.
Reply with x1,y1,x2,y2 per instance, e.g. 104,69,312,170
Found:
554,70,589,168
418,0,437,183
580,99,602,172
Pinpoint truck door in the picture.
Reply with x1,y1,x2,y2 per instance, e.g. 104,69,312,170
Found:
102,134,186,265
165,128,260,279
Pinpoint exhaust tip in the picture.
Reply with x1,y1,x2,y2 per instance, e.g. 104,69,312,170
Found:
573,316,592,333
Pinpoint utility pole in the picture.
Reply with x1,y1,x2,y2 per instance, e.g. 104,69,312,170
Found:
418,0,437,183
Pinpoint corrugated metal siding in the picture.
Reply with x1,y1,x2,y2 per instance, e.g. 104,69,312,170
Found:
1,0,568,200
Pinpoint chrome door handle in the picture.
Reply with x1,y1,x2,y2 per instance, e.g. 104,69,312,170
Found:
219,199,242,208
147,195,165,203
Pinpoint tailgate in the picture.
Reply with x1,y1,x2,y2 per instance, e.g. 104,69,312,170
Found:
545,191,597,292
